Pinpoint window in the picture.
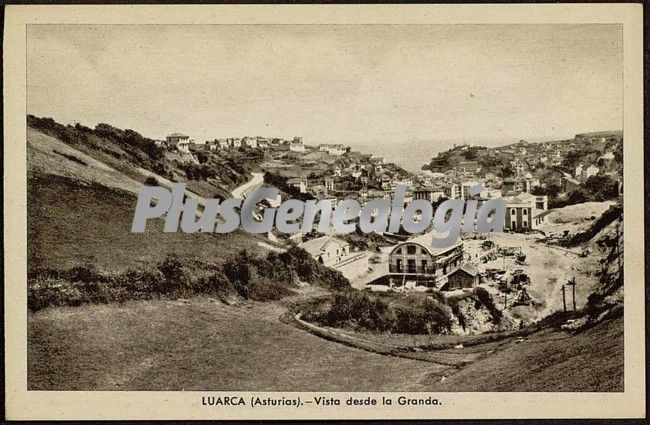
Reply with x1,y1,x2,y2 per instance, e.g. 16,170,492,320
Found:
511,209,516,215
396,259,403,272
407,259,416,273
407,245,417,255
421,260,428,271
523,209,527,215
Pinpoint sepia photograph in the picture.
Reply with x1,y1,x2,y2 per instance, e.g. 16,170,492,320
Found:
4,4,645,421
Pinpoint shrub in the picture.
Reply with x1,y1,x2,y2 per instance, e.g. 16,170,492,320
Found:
144,176,159,186
157,254,190,294
26,244,350,310
194,271,236,299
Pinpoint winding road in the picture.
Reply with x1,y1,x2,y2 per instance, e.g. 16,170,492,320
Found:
231,172,264,199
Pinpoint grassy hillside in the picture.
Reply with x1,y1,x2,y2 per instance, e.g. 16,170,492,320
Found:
28,297,446,391
27,294,623,391
27,115,262,198
424,313,623,392
27,171,270,273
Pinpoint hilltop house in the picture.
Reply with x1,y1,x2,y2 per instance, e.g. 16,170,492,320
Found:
166,133,191,153
242,137,258,149
227,138,242,148
319,143,346,156
289,137,305,152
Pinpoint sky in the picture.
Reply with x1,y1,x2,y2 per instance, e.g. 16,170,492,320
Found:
27,24,622,171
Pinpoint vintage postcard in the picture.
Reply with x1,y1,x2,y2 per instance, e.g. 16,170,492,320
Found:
4,4,645,420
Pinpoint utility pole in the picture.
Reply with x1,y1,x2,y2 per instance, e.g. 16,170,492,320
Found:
561,284,567,312
572,277,576,311
565,278,577,311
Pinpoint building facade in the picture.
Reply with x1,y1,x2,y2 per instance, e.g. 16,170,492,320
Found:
388,233,464,287
442,264,480,291
504,193,549,231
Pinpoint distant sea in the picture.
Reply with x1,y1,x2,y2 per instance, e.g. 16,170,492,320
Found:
348,138,520,173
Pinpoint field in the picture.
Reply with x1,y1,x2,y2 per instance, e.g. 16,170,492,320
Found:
28,296,446,391
28,295,623,391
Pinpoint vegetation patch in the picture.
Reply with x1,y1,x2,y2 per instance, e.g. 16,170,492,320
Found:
28,247,349,311
301,291,454,335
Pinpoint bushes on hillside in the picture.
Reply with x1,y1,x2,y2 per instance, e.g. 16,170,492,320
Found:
27,247,350,311
314,292,454,335
28,115,171,178
178,162,217,181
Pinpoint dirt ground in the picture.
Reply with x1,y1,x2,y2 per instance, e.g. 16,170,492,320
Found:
352,230,603,326
475,232,602,323
537,201,615,236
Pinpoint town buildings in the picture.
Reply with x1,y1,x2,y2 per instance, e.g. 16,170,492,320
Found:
414,187,446,202
289,137,306,152
319,144,347,156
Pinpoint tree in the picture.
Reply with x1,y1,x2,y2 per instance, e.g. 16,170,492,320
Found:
500,164,514,178
530,186,546,196
584,175,619,201
567,188,589,204
546,183,561,198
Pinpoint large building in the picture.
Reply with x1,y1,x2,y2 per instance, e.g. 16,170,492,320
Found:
504,193,549,231
445,181,480,200
388,232,464,287
414,187,445,202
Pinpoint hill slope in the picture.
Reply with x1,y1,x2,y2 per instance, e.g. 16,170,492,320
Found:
27,126,275,273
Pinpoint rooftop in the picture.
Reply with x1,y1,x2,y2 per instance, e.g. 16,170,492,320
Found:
392,231,463,257
453,263,479,277
298,235,349,257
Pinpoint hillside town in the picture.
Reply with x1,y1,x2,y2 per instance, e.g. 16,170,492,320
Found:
21,20,632,400
154,128,623,325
